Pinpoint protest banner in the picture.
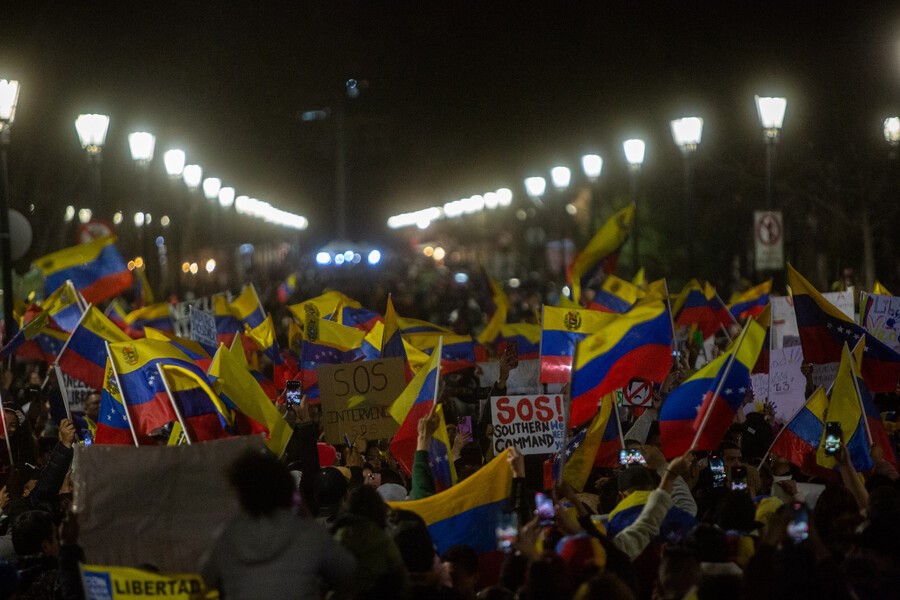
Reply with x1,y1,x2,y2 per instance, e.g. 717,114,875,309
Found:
74,436,264,572
61,371,95,413
172,294,228,338
189,305,217,349
490,394,566,455
80,564,211,600
746,345,806,425
862,293,900,353
319,358,405,444
476,358,541,395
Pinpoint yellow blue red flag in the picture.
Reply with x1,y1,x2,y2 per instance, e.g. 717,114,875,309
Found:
33,236,133,305
567,203,635,305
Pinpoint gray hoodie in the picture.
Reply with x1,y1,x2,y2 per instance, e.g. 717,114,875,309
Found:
201,508,357,600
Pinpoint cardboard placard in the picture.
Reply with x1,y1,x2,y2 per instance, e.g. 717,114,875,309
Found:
862,293,900,353
189,306,217,349
319,358,405,444
490,395,566,455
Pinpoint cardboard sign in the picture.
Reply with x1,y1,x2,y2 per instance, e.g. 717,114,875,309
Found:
822,288,854,320
189,306,217,350
477,359,541,395
80,564,209,600
490,395,566,455
172,294,229,338
319,358,405,444
863,293,900,353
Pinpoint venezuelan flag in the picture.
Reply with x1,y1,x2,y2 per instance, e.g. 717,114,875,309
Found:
570,301,673,427
398,317,453,335
540,305,620,384
567,203,635,305
873,281,892,296
143,327,213,369
39,281,85,332
388,449,513,554
477,270,510,346
208,342,292,456
57,306,130,390
107,338,204,439
212,294,243,345
770,387,831,477
389,344,441,476
728,280,771,320
606,489,696,541
34,236,133,305
851,341,898,467
245,314,284,366
498,323,542,360
157,362,233,442
94,357,136,445
0,307,69,363
230,284,266,330
555,393,615,492
587,274,643,314
428,404,457,492
659,319,766,458
288,291,342,329
672,280,731,339
124,303,174,338
105,298,129,331
403,332,476,374
789,264,900,393
382,295,406,360
816,344,872,473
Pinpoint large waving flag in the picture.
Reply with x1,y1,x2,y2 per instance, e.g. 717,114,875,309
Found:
769,387,833,478
94,357,137,445
556,393,615,492
660,319,766,458
428,404,458,492
207,342,292,456
34,236,133,305
540,305,619,384
497,323,542,360
789,264,900,393
567,203,635,305
816,344,872,473
156,362,233,442
107,338,207,439
570,301,673,427
728,280,771,320
851,341,897,467
230,284,266,330
57,305,131,390
387,449,513,554
673,280,734,339
0,308,68,363
403,332,476,374
300,318,366,399
124,303,175,338
389,341,441,476
39,281,85,332
212,294,243,345
288,291,342,332
143,327,213,367
245,314,284,365
587,274,643,313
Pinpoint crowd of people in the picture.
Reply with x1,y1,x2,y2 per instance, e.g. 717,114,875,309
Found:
0,259,898,600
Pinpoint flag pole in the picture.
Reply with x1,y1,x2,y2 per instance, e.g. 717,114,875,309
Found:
104,341,140,447
557,339,577,484
433,337,443,405
614,391,626,451
52,302,93,375
0,389,14,469
689,323,750,451
662,279,677,354
155,363,193,445
848,341,874,447
53,364,73,422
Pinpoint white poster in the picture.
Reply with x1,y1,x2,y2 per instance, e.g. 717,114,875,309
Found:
862,293,900,353
771,295,800,350
490,394,566,455
822,288,855,321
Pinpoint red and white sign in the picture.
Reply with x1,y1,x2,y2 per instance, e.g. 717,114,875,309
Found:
490,395,567,455
622,379,653,407
754,210,784,271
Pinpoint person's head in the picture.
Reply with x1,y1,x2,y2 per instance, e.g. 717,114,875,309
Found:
686,524,728,563
719,441,742,472
347,465,364,490
657,546,701,600
617,465,656,500
345,484,390,529
442,545,480,595
715,491,758,533
390,509,437,575
12,510,59,557
314,467,349,511
364,442,383,471
362,463,381,488
84,392,101,421
813,485,863,550
228,450,294,517
378,468,404,487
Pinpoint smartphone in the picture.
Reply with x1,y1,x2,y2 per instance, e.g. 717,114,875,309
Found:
786,502,809,543
285,380,303,407
824,421,842,456
709,454,726,488
619,448,646,466
534,492,555,527
731,465,749,491
457,416,473,437
495,512,518,552
507,340,519,368
82,430,93,446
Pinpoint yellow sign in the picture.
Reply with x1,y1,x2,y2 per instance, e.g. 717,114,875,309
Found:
80,564,216,600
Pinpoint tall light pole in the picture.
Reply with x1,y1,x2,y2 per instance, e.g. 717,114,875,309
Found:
671,117,703,267
755,96,786,209
159,149,185,298
218,186,235,288
581,154,603,235
550,166,572,275
75,113,110,222
623,139,645,272
0,79,19,343
524,176,548,279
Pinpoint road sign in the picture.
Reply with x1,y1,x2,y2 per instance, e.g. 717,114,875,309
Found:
754,210,784,271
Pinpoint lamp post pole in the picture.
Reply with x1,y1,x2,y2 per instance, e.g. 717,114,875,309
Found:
671,117,703,272
181,164,203,299
75,114,110,238
524,175,548,282
0,79,19,345
755,96,786,209
581,154,603,239
550,165,572,276
623,139,646,273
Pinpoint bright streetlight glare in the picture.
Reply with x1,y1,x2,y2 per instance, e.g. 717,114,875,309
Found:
581,154,603,180
550,166,571,190
163,149,185,177
183,164,203,190
755,95,787,134
623,139,646,166
524,176,547,198
128,132,156,164
670,117,704,151
218,186,235,208
0,80,20,124
202,177,221,200
75,114,110,152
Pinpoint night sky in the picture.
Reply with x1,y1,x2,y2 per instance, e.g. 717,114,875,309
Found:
3,2,900,251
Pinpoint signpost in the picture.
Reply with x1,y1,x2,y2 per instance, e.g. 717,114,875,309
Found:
754,210,784,272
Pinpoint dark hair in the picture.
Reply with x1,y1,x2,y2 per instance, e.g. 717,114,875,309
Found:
686,524,728,563
378,468,404,487
617,466,655,492
389,509,436,574
228,451,294,517
314,467,349,509
12,510,55,556
718,440,740,453
716,491,758,532
442,544,479,576
345,485,389,529
348,466,364,490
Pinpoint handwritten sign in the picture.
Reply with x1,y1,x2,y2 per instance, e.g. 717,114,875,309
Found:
189,306,217,350
771,296,800,350
319,358,405,444
491,395,566,455
863,293,900,353
822,288,855,320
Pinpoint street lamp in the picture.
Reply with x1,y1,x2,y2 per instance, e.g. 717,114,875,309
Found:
550,166,571,190
755,95,787,208
183,164,202,191
524,176,547,205
75,113,110,216
884,117,900,156
202,177,221,202
0,79,19,343
623,139,645,272
128,132,156,166
218,186,235,208
581,154,603,181
671,118,704,267
163,149,185,179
